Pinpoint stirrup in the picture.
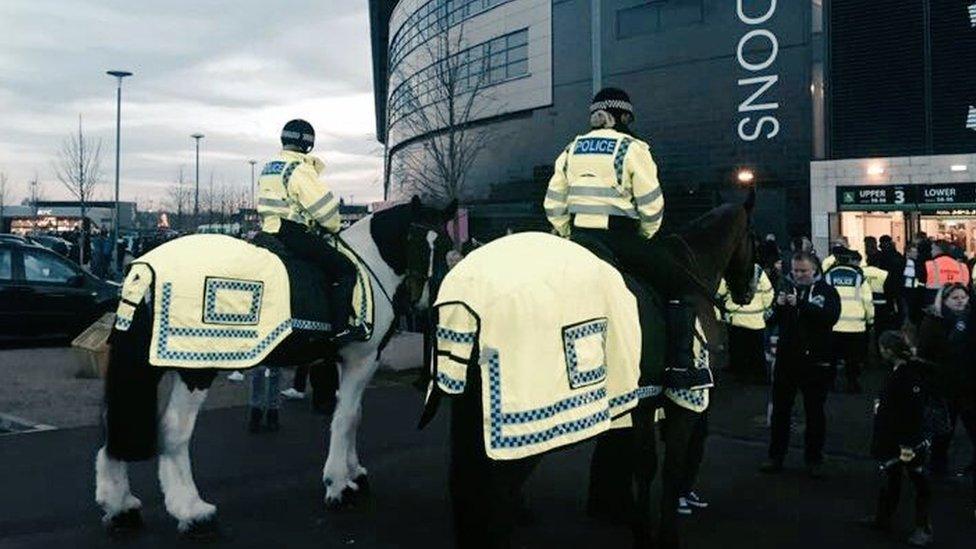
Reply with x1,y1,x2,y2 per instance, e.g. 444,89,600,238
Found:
331,324,369,345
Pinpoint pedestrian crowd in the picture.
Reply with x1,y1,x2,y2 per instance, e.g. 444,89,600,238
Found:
714,232,976,546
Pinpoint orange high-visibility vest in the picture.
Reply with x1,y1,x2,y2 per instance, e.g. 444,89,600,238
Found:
925,255,970,289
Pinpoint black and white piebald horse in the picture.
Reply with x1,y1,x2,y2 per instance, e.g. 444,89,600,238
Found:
432,194,756,548
95,197,455,538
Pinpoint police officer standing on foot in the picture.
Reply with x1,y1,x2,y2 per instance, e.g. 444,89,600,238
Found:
543,87,665,282
256,119,365,344
824,248,874,394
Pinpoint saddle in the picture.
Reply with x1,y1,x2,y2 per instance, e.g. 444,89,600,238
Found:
572,234,713,392
251,232,373,338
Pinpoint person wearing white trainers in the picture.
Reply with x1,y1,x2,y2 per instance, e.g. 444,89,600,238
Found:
678,490,709,516
280,388,305,400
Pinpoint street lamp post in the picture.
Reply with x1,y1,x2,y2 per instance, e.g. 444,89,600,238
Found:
248,159,257,212
107,70,132,277
191,133,205,222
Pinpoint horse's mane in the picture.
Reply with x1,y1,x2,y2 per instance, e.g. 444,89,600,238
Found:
669,202,744,242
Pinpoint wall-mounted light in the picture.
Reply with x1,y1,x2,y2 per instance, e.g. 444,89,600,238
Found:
737,169,755,184
867,164,885,176
950,164,969,172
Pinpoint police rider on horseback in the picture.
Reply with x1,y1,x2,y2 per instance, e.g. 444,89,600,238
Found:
543,87,665,278
256,119,366,345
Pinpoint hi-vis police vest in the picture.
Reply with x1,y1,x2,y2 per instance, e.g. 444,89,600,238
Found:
925,255,969,289
716,265,774,331
257,150,341,235
863,265,889,307
544,128,664,239
825,264,874,333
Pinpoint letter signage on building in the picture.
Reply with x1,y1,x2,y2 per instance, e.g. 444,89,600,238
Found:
736,0,781,142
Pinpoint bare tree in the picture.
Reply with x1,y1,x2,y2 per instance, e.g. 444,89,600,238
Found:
166,166,192,231
54,115,102,264
389,21,495,206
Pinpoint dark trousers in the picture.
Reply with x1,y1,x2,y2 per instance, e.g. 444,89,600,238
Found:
273,220,357,328
728,325,767,382
660,399,708,547
930,402,976,478
833,331,868,388
876,458,931,528
769,361,833,464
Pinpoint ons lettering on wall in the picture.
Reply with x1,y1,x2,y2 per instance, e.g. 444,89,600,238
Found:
736,0,780,142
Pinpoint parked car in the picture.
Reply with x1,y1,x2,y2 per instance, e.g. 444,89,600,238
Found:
0,241,119,340
29,234,73,257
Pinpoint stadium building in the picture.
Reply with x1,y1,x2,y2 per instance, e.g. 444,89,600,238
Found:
369,1,975,245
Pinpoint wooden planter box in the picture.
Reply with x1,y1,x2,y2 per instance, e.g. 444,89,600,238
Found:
72,313,114,378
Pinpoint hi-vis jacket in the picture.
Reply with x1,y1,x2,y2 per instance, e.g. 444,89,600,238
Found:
257,150,341,234
925,254,970,289
544,128,664,239
863,265,890,306
824,264,874,333
716,265,774,331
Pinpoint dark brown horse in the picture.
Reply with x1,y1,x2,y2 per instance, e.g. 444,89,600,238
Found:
441,193,757,548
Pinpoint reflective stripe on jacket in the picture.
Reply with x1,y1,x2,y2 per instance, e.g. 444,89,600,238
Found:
256,150,340,234
925,255,969,289
825,264,874,333
544,128,664,239
716,266,774,330
904,258,917,288
864,265,889,306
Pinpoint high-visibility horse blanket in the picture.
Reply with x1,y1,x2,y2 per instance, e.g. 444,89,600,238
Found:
430,232,661,461
112,234,373,369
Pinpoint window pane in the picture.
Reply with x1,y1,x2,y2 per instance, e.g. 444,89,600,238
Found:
491,52,506,68
508,45,527,63
24,251,77,283
490,66,505,82
0,249,11,281
507,59,528,78
508,30,528,47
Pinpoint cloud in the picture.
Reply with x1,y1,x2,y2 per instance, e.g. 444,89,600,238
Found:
0,0,384,207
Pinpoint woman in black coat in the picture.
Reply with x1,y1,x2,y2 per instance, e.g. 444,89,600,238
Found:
915,283,976,478
864,331,947,546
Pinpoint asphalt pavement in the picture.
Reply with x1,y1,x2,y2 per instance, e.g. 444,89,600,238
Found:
1,372,974,548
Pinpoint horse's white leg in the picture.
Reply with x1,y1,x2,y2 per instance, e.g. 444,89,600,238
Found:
95,446,142,522
324,355,378,505
157,375,215,532
346,358,381,482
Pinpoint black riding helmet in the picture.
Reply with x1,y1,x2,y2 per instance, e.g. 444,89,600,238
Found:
281,119,315,153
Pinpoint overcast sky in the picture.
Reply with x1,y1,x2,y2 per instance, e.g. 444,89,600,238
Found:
0,0,383,210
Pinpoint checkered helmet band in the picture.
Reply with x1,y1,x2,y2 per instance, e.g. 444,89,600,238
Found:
589,99,633,114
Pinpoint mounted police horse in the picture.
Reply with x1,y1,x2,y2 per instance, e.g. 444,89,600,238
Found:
94,197,455,538
423,194,756,548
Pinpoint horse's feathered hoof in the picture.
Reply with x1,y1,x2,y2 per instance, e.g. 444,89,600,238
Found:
353,474,370,496
324,484,366,512
180,515,220,542
106,508,144,538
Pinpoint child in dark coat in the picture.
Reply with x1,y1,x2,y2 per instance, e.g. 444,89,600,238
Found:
863,331,949,547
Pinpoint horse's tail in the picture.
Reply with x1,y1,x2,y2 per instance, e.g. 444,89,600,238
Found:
104,293,161,462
